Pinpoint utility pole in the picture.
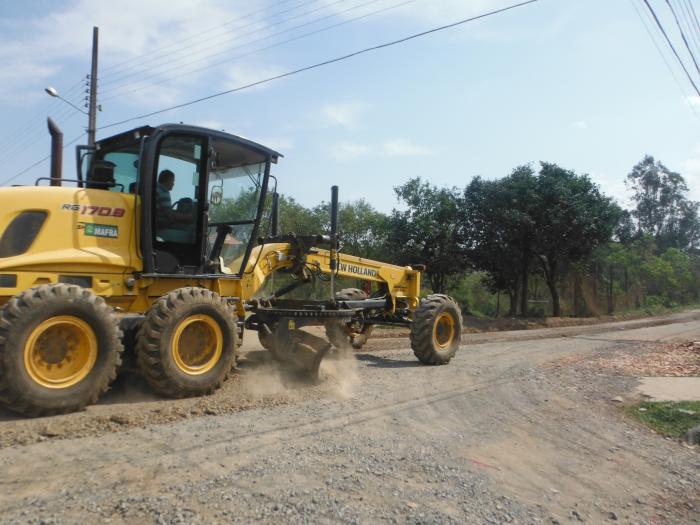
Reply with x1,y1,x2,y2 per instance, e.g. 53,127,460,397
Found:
87,26,99,147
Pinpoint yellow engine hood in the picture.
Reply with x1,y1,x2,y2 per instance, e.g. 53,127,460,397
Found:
0,186,141,274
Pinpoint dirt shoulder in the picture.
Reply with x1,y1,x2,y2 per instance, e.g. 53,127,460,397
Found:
370,307,700,339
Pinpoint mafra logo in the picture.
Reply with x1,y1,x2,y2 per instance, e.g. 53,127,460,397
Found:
83,223,119,239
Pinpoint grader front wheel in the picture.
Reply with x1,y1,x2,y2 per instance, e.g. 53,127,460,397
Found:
135,287,237,398
0,284,123,417
410,294,462,365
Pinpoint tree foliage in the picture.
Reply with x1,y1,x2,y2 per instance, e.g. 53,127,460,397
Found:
626,155,700,251
462,166,538,315
312,198,390,260
531,163,620,316
463,163,619,316
234,153,700,318
387,178,467,293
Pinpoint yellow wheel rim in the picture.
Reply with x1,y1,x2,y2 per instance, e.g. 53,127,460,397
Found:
24,316,98,389
171,314,223,375
433,312,455,349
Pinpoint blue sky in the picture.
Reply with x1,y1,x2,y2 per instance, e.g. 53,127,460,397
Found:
0,0,699,212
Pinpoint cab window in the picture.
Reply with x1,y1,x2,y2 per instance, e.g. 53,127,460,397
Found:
206,137,266,274
87,143,139,193
104,151,138,193
152,135,206,271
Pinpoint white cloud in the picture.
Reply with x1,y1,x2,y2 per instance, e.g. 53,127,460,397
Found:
0,0,526,108
193,119,227,131
0,63,61,104
330,141,372,160
256,136,293,152
681,157,700,175
318,0,522,42
320,101,369,129
572,120,587,129
687,95,700,108
330,138,433,160
119,81,183,110
680,143,700,200
382,139,432,157
223,63,286,93
319,0,496,25
681,142,700,171
0,0,271,105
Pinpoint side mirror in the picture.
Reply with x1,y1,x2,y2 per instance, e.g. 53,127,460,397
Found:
210,186,223,205
210,173,224,205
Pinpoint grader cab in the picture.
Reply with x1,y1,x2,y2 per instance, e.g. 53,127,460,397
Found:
0,120,462,417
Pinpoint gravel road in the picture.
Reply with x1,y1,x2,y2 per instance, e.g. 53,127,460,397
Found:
1,311,699,524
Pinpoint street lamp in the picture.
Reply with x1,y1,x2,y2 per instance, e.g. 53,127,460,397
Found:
44,86,88,115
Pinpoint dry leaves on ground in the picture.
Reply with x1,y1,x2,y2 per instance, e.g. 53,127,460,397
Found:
553,341,700,377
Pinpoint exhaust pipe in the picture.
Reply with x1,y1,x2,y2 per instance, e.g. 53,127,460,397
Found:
47,117,63,186
270,192,280,237
330,185,339,303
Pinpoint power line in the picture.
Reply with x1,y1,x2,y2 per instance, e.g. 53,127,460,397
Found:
101,0,320,82
101,0,301,76
684,0,700,42
100,0,416,104
676,0,700,58
100,0,352,91
0,110,82,169
630,0,700,121
641,0,700,95
0,99,83,159
0,76,87,153
100,0,541,131
665,0,700,75
0,133,86,187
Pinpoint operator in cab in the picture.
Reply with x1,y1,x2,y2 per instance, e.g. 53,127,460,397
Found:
155,169,196,242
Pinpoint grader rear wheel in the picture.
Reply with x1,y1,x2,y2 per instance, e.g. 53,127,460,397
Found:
0,284,123,416
135,287,237,397
325,288,374,350
410,294,462,365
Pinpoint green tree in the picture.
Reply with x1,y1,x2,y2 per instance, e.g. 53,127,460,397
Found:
462,164,618,317
312,199,390,260
532,163,620,316
278,195,324,235
462,168,538,316
387,178,467,293
626,155,700,251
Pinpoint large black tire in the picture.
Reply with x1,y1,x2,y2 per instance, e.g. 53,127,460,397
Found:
410,294,462,365
117,315,144,374
0,284,123,417
135,287,237,397
325,288,374,350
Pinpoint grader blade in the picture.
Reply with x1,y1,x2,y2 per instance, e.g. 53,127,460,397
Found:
271,319,334,379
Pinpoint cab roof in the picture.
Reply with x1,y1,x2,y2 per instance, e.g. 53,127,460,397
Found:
95,123,283,164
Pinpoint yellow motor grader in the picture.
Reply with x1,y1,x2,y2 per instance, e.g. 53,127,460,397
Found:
0,120,462,417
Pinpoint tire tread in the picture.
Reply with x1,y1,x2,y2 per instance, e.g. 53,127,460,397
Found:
0,284,123,417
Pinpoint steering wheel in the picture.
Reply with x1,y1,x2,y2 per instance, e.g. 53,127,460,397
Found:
172,197,194,213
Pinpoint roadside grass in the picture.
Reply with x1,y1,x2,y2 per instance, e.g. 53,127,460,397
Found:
626,401,700,438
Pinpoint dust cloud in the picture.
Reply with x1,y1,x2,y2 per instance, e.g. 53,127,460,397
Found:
237,344,362,401
320,346,361,400
238,360,297,398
